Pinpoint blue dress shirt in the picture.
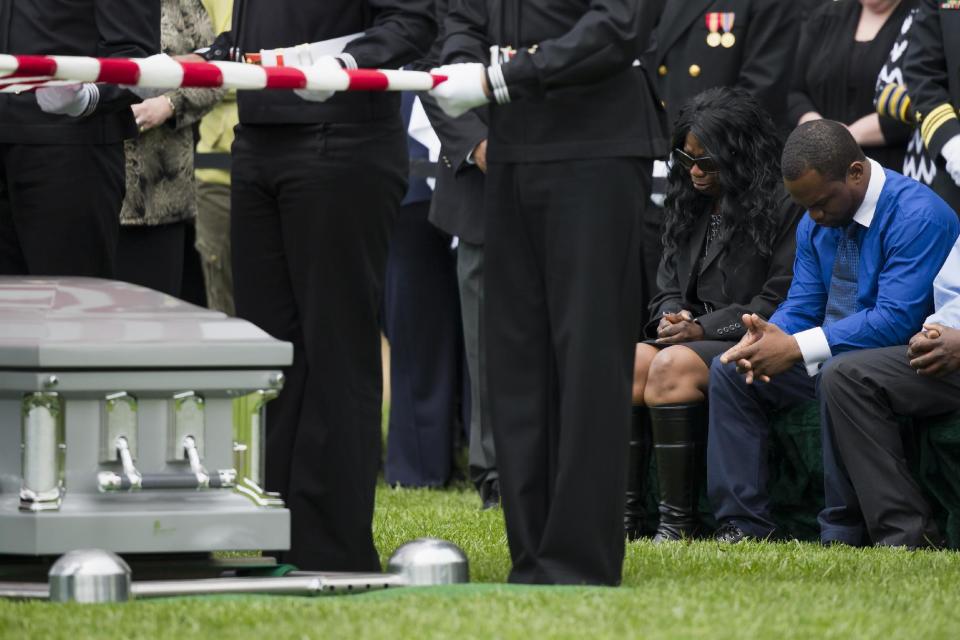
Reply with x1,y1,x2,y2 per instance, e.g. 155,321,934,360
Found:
770,160,960,374
927,237,960,329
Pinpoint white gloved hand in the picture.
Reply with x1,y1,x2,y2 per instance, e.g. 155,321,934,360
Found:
35,83,98,117
429,63,489,118
942,135,960,188
294,55,344,103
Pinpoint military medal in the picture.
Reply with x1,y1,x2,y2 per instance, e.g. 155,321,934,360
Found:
705,13,722,47
720,13,736,48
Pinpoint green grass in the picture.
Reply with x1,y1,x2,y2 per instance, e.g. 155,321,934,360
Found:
3,484,960,639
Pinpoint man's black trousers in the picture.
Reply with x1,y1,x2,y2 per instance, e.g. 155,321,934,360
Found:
820,346,960,548
0,143,124,277
484,157,648,585
231,120,406,571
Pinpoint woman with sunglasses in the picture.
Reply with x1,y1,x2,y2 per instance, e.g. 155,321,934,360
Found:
624,87,805,542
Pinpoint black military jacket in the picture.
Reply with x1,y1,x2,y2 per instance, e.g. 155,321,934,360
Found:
901,0,960,161
648,0,799,130
210,0,435,124
0,0,160,145
441,0,669,163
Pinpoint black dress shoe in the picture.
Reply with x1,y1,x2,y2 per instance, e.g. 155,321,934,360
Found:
714,522,752,544
653,523,699,543
480,481,500,510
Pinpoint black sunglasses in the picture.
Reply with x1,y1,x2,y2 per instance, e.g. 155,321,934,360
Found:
673,149,720,174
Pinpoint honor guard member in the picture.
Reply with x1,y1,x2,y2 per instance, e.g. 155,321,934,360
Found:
197,1,435,571
0,0,161,277
878,0,960,213
431,0,669,585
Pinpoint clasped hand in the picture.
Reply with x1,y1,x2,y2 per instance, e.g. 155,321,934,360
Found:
132,96,174,132
720,314,801,384
907,323,960,377
655,310,704,344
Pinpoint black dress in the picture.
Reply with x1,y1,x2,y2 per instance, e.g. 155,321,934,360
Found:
788,0,915,171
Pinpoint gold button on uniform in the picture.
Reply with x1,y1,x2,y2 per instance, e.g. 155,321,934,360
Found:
658,65,668,76
689,64,701,78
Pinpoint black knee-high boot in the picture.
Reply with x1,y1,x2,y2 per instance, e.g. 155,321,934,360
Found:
624,405,651,540
650,403,705,543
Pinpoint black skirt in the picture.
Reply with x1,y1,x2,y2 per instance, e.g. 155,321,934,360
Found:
641,338,738,366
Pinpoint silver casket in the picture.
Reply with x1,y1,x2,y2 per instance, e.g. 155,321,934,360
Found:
0,277,291,556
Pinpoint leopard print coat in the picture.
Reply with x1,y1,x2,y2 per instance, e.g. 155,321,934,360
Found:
121,0,225,226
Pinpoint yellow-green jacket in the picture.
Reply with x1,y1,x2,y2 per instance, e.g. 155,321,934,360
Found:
196,0,237,187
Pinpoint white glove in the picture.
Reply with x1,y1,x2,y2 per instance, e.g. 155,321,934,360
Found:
129,53,180,100
35,83,98,117
942,135,960,188
294,55,344,103
428,63,490,118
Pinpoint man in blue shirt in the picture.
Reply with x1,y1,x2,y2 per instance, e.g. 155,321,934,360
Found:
707,119,959,545
818,239,960,549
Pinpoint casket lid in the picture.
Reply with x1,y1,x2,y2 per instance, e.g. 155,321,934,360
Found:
0,277,292,369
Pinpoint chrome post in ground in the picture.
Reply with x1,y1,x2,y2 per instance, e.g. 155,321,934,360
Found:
0,538,470,602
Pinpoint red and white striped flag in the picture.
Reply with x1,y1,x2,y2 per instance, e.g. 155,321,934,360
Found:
0,54,446,93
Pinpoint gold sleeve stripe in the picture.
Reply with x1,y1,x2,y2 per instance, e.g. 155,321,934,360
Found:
877,84,897,118
896,92,912,123
921,103,958,147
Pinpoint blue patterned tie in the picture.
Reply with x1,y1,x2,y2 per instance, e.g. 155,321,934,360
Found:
824,223,861,325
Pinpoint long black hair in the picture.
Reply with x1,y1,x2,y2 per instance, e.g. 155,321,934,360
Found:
662,87,784,258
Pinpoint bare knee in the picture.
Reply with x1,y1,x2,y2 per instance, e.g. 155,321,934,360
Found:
644,346,710,406
632,343,659,405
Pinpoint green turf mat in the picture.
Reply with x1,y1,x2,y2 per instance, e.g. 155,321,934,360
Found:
4,540,960,639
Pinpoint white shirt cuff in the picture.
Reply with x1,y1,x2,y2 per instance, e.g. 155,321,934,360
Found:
336,52,358,70
486,64,510,105
793,327,832,377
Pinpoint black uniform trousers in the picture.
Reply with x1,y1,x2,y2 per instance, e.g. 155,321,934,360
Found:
820,346,960,548
0,143,124,277
231,119,406,572
383,199,464,487
485,157,647,586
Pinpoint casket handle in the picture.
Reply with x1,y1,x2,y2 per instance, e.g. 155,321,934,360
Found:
97,468,236,492
97,436,236,493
